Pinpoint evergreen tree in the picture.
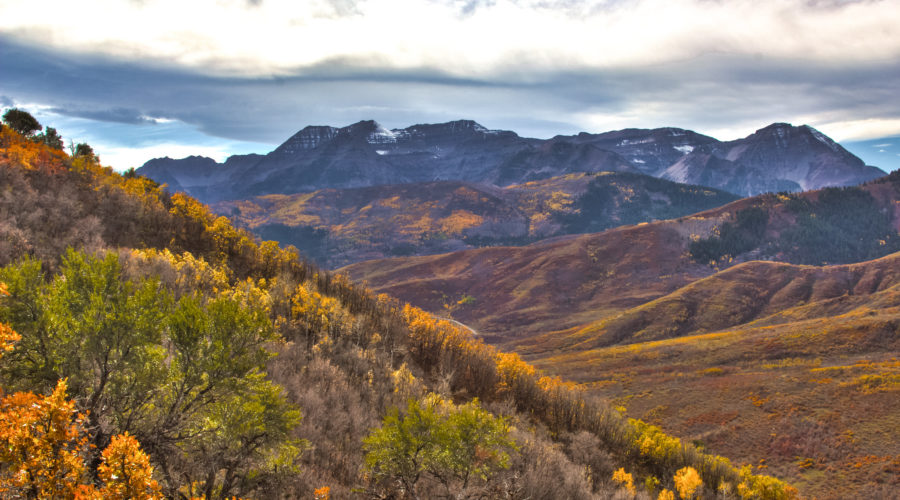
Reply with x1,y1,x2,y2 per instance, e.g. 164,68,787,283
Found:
2,108,41,137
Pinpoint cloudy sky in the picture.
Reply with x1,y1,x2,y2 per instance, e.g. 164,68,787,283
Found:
2,0,899,171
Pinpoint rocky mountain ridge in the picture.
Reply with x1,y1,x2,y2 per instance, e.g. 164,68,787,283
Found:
137,120,885,201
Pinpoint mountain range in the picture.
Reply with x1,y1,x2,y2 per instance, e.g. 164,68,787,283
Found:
138,120,885,268
138,120,884,202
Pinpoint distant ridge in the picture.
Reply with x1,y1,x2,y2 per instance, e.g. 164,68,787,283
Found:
341,171,900,341
137,120,885,202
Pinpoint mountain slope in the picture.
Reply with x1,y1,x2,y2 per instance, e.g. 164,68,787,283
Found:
552,126,722,176
342,172,900,341
714,123,885,191
521,251,900,354
526,253,900,499
214,172,738,268
659,152,801,196
138,120,885,202
340,217,721,341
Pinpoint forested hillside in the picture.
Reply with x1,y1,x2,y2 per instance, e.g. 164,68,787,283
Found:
214,172,737,268
0,119,797,498
343,173,900,341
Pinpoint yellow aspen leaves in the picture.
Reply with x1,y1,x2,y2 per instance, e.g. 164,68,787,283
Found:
0,379,89,499
674,466,703,499
612,467,636,494
97,433,163,500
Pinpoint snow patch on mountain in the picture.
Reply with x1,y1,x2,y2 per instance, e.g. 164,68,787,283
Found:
367,123,399,145
804,125,840,153
618,138,655,146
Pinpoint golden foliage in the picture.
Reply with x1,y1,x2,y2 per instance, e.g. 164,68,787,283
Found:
658,489,676,500
96,433,163,500
847,373,900,393
292,282,341,333
0,323,17,356
313,485,331,499
439,209,484,235
612,467,635,494
0,379,88,499
736,465,800,500
673,466,702,499
0,127,68,172
0,284,22,355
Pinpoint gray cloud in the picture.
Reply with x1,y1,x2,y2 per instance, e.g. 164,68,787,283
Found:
49,107,160,125
2,34,899,149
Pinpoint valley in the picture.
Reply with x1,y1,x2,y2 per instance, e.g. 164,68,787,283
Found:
529,253,900,498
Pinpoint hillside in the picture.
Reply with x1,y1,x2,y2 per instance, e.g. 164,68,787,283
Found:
336,168,900,498
522,253,900,353
0,118,797,497
518,250,900,354
524,253,900,499
214,172,738,268
341,220,715,342
342,173,900,341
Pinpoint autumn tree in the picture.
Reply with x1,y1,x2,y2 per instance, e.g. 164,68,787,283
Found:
673,466,702,500
96,433,162,500
0,379,92,499
0,380,162,500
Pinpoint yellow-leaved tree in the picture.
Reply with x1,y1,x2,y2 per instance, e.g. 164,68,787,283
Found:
673,466,703,500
